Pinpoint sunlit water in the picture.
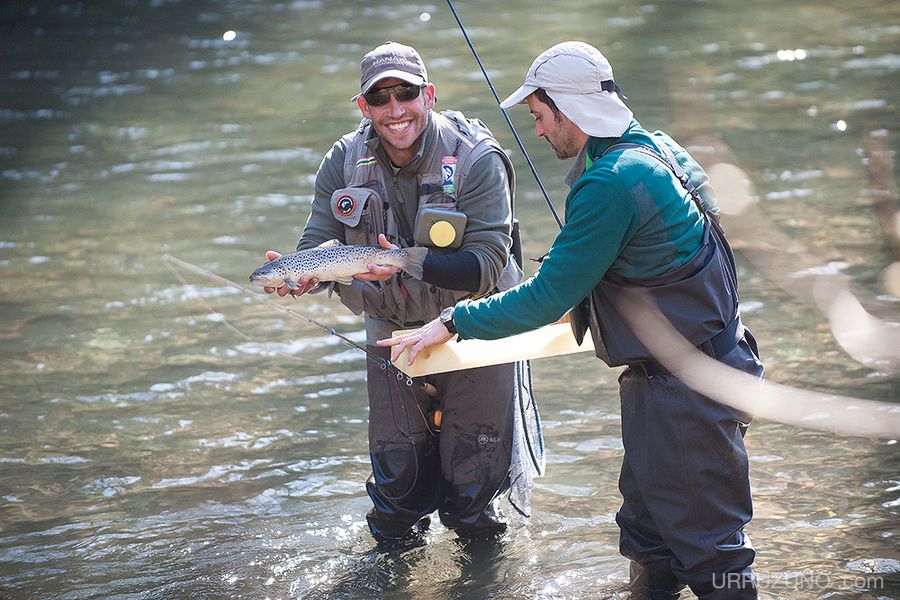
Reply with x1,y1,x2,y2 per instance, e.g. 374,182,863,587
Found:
0,1,898,599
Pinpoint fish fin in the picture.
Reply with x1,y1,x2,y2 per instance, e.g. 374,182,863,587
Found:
308,281,337,297
283,277,301,292
335,276,354,285
402,246,429,280
317,239,344,249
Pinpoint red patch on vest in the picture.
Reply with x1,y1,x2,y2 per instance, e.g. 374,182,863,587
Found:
335,194,355,217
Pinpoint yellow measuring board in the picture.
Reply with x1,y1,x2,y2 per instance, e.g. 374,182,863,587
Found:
391,322,593,377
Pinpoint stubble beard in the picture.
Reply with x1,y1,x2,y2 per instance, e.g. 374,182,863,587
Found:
549,116,582,160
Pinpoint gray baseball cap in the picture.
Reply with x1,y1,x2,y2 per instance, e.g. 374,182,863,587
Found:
356,41,428,98
500,41,632,138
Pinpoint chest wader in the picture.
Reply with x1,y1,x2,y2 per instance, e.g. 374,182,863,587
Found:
576,138,764,598
332,112,528,543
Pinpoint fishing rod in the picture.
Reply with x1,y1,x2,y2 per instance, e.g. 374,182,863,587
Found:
445,2,551,482
446,0,563,231
162,254,420,387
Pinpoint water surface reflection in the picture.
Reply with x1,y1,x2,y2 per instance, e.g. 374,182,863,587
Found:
0,1,898,598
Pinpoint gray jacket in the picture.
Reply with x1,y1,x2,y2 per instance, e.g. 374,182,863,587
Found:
299,110,521,341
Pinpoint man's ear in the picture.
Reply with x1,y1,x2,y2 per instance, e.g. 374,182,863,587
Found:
357,96,370,119
423,83,436,110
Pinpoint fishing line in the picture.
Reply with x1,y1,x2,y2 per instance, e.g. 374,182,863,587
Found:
164,253,436,501
446,0,563,231
369,366,429,503
162,254,413,379
164,252,292,351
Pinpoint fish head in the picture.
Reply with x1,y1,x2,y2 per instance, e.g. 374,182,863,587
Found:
249,261,286,288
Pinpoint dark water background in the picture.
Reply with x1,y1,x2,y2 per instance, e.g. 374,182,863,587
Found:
0,1,898,598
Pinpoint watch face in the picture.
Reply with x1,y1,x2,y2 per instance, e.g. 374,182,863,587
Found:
440,306,456,333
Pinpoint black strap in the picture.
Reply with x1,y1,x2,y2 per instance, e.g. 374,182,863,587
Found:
601,142,705,214
699,314,744,359
600,79,627,100
599,141,738,288
632,315,744,378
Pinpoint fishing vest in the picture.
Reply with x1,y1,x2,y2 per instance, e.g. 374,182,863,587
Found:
572,134,746,368
330,110,521,336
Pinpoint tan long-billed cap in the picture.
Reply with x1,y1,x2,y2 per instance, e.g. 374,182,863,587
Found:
501,41,632,138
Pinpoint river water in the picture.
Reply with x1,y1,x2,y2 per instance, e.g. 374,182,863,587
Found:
1,1,898,599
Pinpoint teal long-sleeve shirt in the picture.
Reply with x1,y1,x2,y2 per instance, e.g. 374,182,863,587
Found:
453,120,715,340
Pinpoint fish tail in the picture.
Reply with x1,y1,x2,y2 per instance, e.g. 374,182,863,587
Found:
401,246,429,280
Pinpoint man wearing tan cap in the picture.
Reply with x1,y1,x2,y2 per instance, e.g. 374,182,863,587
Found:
382,41,763,597
263,42,537,547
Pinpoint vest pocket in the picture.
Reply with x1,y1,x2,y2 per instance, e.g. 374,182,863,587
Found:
385,278,468,326
335,280,387,319
329,187,389,318
330,187,381,245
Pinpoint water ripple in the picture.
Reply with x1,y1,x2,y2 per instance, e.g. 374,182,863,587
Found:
151,460,271,489
83,476,142,497
198,430,295,450
842,53,900,73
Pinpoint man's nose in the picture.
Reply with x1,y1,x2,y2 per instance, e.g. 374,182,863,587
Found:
387,95,405,117
534,121,544,138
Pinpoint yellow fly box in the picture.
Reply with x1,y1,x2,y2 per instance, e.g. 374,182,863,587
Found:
414,206,467,249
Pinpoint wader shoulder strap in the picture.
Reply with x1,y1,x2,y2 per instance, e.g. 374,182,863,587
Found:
601,141,737,286
601,142,708,216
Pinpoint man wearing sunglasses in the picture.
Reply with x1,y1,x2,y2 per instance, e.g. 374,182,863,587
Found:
264,41,532,547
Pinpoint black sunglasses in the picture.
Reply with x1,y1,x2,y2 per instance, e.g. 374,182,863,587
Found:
363,83,424,107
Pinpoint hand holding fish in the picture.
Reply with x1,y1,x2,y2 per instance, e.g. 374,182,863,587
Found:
353,234,402,282
377,317,455,365
260,251,321,297
258,238,395,294
250,236,427,294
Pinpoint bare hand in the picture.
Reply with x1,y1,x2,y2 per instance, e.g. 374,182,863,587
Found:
377,316,454,365
261,250,320,297
354,234,401,282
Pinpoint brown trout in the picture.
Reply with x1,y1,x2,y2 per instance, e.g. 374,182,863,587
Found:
249,240,428,291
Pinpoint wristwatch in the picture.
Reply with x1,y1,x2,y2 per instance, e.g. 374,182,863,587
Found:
439,306,457,335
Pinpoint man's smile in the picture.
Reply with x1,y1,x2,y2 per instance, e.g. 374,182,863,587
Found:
385,120,413,132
